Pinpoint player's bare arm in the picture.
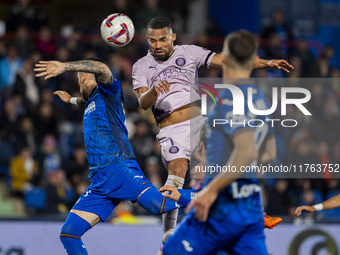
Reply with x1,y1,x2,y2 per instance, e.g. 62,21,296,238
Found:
53,90,86,107
295,194,340,216
186,129,258,222
258,135,276,164
134,80,170,109
254,56,294,72
209,53,294,72
35,60,112,85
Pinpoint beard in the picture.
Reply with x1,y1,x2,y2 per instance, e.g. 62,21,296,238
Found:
152,49,171,61
81,90,88,101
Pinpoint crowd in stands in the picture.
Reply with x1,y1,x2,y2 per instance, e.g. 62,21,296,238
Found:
0,0,339,220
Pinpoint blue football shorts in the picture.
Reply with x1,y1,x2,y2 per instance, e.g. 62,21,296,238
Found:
72,159,152,222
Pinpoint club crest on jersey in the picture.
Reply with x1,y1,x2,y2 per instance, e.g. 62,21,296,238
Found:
169,145,179,154
175,57,186,66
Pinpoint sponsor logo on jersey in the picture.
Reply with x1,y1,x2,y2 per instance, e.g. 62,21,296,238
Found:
182,240,193,252
231,182,261,199
85,102,96,115
151,67,188,83
175,57,186,66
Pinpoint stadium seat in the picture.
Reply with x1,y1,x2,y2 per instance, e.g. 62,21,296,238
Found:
24,187,46,212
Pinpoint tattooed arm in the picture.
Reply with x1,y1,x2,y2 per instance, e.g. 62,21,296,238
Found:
34,60,113,85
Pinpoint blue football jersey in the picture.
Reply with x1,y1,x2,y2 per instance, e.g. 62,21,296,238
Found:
83,76,135,178
205,84,274,215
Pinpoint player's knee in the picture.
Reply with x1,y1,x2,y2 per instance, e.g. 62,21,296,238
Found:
60,212,92,239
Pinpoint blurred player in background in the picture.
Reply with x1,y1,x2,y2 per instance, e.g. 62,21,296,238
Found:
34,58,192,255
132,16,292,244
295,193,340,216
160,29,277,255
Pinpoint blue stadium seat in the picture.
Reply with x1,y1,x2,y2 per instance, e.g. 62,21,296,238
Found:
24,187,46,212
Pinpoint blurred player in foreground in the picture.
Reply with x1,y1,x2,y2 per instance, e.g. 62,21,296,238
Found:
160,30,279,255
132,17,292,243
295,193,340,216
34,58,192,255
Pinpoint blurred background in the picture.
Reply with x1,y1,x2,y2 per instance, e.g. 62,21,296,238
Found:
0,0,339,254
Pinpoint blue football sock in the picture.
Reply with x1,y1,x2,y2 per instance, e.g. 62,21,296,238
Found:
138,186,185,214
60,212,92,255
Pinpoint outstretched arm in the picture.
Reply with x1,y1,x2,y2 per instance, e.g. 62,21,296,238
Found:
210,54,294,73
295,194,340,216
34,60,112,85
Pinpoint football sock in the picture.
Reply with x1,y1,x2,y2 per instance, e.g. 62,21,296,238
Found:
60,212,92,255
162,175,184,242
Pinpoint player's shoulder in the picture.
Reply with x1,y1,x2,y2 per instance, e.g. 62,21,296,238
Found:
177,44,205,50
133,56,148,67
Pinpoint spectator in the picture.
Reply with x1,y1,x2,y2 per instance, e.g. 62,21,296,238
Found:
266,179,293,215
15,26,35,59
261,9,294,56
295,39,315,77
37,134,61,181
144,156,162,189
6,0,47,32
10,146,39,196
16,117,38,155
64,145,88,187
0,45,23,90
13,58,40,113
45,169,73,214
130,119,155,170
0,98,23,145
36,26,57,59
135,0,167,31
34,102,58,138
309,53,331,78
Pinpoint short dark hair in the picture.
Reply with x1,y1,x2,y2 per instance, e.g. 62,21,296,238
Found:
147,17,172,31
223,30,258,68
86,56,105,64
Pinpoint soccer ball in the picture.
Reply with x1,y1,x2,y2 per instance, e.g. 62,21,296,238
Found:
100,13,135,47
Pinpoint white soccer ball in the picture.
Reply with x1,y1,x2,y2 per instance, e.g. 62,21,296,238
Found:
100,13,135,47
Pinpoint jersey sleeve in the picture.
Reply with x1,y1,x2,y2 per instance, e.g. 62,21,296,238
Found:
132,59,149,90
186,45,216,68
97,73,121,96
